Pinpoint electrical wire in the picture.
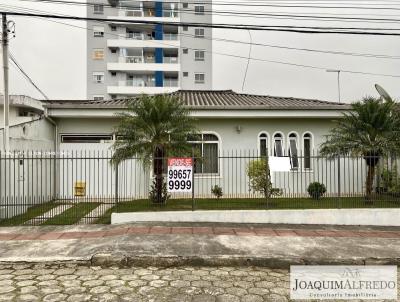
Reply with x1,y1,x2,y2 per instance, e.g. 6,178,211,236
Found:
5,2,400,60
7,9,400,78
3,11,400,36
9,52,49,99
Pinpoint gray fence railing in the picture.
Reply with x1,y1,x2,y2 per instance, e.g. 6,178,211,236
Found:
0,150,399,225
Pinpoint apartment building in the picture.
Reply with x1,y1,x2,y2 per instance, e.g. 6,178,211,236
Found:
87,0,213,100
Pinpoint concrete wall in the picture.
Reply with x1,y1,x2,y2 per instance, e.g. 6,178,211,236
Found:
112,209,400,226
0,119,56,218
179,1,213,90
87,0,117,99
51,116,370,198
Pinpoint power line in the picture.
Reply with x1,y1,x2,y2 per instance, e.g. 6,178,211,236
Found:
3,11,400,35
4,3,400,61
13,0,400,24
10,9,400,78
14,0,400,11
9,52,49,100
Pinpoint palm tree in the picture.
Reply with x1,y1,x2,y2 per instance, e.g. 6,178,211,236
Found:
320,96,400,200
112,94,197,203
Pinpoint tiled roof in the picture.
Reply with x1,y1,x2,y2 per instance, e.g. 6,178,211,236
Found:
43,90,351,110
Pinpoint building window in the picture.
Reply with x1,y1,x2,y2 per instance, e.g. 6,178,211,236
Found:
273,133,284,157
194,50,205,61
194,5,205,15
93,26,104,37
93,95,104,101
195,28,205,38
195,73,205,84
303,133,312,169
92,49,104,60
183,72,189,77
182,2,188,8
110,25,117,31
288,133,299,169
111,71,117,76
111,48,117,54
259,133,268,157
61,134,112,143
188,133,219,174
182,26,188,31
93,72,104,83
183,48,189,54
93,4,104,14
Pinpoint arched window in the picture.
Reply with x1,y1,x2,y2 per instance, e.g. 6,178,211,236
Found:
188,133,219,174
288,133,299,169
259,133,268,157
273,133,284,157
303,133,312,169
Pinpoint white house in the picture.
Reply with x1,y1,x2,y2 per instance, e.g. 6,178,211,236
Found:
2,90,366,218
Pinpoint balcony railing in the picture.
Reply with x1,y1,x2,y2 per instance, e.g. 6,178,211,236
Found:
163,33,178,40
164,79,179,87
118,79,178,87
126,32,153,40
119,80,156,87
163,11,179,18
163,57,178,63
123,56,143,63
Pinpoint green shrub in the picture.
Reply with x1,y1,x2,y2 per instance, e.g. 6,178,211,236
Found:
247,158,282,199
307,182,327,200
149,178,170,204
380,168,400,194
211,185,223,199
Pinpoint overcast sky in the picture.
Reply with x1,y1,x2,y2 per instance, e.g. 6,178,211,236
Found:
2,0,400,102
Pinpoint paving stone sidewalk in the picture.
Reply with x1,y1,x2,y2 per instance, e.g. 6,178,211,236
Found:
1,263,398,302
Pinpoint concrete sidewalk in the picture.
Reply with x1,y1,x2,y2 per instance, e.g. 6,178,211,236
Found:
0,223,399,268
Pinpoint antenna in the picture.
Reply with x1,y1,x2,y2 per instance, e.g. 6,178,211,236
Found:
375,84,392,101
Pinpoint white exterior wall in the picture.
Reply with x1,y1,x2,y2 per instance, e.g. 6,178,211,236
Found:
0,119,56,218
52,116,368,198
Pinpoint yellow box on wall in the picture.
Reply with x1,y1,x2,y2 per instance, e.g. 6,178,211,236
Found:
74,181,86,197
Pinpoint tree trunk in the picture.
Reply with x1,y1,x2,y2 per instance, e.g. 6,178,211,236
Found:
153,146,164,204
365,164,376,201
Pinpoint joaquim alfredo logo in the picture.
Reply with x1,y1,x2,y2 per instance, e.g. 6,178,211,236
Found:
290,265,397,300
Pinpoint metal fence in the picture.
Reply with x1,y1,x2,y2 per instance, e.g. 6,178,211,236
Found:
0,150,399,225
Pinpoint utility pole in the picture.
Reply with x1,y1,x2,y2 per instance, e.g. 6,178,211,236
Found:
2,13,9,152
326,69,341,103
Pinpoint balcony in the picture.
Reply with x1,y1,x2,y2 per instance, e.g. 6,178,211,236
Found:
107,39,179,49
107,79,179,95
108,55,180,72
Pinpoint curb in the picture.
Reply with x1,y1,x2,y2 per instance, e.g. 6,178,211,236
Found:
1,254,399,269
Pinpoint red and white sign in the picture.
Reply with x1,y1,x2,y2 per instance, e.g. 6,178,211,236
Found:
167,157,193,193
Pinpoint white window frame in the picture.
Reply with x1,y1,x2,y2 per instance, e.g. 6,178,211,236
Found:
93,95,104,101
92,72,105,83
188,132,221,176
194,72,205,84
194,28,205,38
257,132,270,157
61,134,113,143
92,48,104,60
288,132,299,169
273,132,285,157
194,50,205,61
93,4,104,14
93,26,104,37
302,132,314,170
194,5,205,15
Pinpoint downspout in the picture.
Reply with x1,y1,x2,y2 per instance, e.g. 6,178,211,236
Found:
44,108,58,201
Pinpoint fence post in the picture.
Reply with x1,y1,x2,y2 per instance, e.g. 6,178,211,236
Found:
191,148,195,211
337,156,341,208
115,162,119,204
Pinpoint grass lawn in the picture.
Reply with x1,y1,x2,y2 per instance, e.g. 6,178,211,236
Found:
0,201,59,226
95,195,400,224
43,202,99,225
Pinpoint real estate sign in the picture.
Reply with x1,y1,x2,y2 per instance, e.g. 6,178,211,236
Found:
167,158,193,193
